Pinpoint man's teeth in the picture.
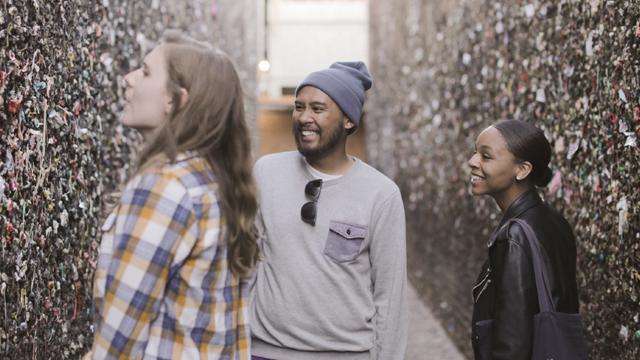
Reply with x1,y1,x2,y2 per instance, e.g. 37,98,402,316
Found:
302,131,317,137
471,175,483,181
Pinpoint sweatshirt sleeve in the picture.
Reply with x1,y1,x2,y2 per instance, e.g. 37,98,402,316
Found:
249,161,266,294
252,160,267,250
369,189,409,359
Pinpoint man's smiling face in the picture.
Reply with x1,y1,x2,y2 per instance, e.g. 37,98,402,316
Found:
292,86,351,159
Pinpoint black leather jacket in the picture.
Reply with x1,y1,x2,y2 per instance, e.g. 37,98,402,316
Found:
471,189,580,360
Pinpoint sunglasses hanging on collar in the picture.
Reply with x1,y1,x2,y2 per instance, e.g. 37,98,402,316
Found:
301,179,322,226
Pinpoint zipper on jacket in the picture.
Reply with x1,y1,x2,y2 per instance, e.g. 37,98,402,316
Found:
472,268,491,303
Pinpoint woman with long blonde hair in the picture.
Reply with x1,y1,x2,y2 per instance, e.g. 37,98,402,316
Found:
86,30,259,359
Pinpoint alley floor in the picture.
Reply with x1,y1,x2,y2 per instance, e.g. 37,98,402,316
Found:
405,284,466,360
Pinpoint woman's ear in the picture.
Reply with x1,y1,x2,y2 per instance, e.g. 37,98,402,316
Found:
516,161,533,181
177,88,189,110
164,88,189,114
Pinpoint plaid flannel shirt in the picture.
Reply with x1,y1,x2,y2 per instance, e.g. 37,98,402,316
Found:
91,153,250,360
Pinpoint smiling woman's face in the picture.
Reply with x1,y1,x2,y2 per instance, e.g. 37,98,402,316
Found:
467,126,520,199
121,45,173,141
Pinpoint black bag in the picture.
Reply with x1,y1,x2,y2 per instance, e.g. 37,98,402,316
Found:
475,218,588,360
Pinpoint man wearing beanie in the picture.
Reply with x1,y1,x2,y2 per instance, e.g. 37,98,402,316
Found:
250,62,408,360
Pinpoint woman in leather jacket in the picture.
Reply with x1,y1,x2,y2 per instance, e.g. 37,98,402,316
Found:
467,120,580,360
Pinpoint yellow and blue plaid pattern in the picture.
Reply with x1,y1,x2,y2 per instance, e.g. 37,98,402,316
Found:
92,153,250,360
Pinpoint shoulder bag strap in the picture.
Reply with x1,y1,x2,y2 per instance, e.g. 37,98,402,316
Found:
510,218,556,313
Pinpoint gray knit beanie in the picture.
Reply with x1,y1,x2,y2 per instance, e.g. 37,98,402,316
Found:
295,61,373,135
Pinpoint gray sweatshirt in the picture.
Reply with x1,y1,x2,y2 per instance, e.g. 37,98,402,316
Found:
250,151,408,360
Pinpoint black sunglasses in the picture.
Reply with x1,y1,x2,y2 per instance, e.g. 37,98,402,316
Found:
301,179,322,226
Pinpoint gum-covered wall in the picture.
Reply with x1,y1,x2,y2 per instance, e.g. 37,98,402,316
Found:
368,0,640,358
0,0,255,357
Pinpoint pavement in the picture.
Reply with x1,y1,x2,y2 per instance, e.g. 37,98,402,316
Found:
405,284,466,360
369,283,467,359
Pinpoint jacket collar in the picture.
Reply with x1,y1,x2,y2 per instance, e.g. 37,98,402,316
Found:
487,188,542,247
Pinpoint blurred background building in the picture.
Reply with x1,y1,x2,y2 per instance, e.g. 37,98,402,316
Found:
255,0,369,160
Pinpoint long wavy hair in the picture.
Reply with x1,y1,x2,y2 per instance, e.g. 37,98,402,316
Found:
132,30,259,279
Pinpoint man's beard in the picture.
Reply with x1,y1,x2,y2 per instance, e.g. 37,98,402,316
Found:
292,118,345,159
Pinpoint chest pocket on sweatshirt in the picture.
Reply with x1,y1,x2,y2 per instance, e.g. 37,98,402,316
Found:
324,220,367,263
